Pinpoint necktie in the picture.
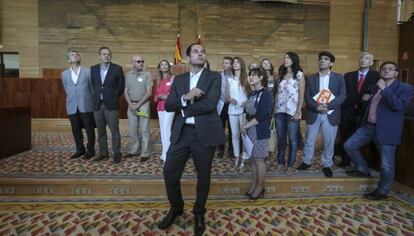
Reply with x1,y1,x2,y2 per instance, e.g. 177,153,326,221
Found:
357,73,365,94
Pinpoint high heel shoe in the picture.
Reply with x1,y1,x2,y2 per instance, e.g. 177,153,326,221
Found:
248,188,265,200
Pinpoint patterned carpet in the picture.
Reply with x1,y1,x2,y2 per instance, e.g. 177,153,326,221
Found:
0,129,349,178
0,196,413,235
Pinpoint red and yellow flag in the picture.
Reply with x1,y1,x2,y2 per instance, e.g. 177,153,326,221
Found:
173,34,182,65
197,34,201,44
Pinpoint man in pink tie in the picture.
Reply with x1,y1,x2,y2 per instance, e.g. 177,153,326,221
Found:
335,52,379,168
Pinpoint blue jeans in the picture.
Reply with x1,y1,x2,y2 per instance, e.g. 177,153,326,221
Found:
303,114,338,167
344,124,397,195
275,113,299,167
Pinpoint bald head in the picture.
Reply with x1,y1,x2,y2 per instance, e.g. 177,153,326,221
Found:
131,54,144,72
359,52,374,69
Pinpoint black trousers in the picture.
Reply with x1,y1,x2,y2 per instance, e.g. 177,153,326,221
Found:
68,109,95,154
336,115,360,160
217,103,234,155
163,125,215,216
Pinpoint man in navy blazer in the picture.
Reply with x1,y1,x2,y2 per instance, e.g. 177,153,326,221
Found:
298,51,346,177
344,61,413,200
336,52,379,167
90,47,125,163
157,43,225,236
61,51,95,160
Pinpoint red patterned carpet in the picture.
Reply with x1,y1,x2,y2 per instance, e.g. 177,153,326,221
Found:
0,129,347,178
0,196,413,235
0,129,413,235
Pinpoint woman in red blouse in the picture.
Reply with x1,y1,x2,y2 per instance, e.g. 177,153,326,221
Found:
154,60,175,162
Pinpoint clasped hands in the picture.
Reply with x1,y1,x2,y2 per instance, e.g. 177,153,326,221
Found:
317,103,328,113
129,102,140,112
157,94,168,100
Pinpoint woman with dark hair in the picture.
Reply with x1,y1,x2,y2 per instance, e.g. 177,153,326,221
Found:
260,58,276,95
154,60,175,162
241,68,272,199
260,58,278,157
274,52,305,175
227,56,251,169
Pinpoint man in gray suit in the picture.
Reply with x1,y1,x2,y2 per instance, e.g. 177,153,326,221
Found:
298,51,346,177
61,51,95,160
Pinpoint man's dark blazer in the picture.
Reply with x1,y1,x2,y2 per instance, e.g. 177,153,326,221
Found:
90,63,125,111
361,80,413,145
305,72,346,126
165,69,225,147
341,70,379,121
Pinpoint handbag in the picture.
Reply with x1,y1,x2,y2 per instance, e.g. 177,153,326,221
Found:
268,118,277,152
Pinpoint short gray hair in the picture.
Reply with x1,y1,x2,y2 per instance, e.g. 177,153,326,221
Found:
66,50,78,60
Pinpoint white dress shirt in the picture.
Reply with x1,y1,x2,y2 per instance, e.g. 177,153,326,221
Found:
70,66,81,85
181,68,204,124
319,70,331,91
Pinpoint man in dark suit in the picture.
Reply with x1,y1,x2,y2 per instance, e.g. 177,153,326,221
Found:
61,51,95,160
336,52,379,167
157,43,225,236
298,51,346,177
90,47,125,164
344,61,413,200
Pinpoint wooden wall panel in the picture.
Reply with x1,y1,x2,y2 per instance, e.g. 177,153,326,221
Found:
0,107,31,159
0,64,189,118
30,79,67,118
37,0,331,75
398,21,414,85
0,0,40,78
329,0,399,73
0,0,401,77
0,78,31,109
395,117,414,189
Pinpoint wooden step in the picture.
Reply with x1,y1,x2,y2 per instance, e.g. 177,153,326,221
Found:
0,175,378,200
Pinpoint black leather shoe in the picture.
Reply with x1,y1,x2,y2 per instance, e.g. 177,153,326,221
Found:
158,209,183,229
70,151,85,159
346,170,370,177
337,160,351,168
113,153,122,164
194,215,206,236
364,189,387,200
123,153,136,158
322,167,333,178
298,163,311,170
82,152,95,160
93,154,108,162
140,156,150,163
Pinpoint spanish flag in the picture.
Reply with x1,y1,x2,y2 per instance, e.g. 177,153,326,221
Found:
173,34,182,65
197,34,201,44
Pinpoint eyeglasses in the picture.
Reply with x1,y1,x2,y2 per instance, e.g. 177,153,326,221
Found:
133,60,144,64
380,67,396,72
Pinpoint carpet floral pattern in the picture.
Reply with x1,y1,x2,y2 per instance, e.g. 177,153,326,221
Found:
0,196,413,235
0,130,346,178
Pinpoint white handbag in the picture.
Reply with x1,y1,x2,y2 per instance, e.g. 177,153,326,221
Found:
268,118,277,152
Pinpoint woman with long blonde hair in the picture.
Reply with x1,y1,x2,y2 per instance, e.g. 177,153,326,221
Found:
227,56,251,168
